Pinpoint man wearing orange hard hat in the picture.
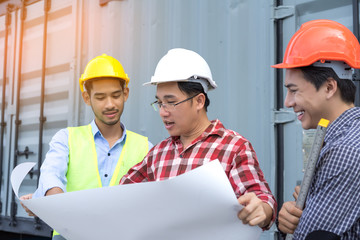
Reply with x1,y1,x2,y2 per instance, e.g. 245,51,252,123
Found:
20,54,152,240
272,20,360,239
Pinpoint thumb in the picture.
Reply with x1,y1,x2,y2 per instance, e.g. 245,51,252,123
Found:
237,193,253,206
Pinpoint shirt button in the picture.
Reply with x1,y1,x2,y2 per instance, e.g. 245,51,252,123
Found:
104,174,108,177
108,153,110,156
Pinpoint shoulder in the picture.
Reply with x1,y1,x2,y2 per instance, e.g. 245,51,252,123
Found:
319,144,360,178
51,128,69,142
216,126,254,152
147,137,172,154
48,128,69,150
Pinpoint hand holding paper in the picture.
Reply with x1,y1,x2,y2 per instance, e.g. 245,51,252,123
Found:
12,160,262,240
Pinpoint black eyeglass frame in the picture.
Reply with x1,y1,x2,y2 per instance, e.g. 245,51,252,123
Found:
150,93,200,111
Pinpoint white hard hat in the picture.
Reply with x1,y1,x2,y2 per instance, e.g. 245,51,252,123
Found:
144,48,217,93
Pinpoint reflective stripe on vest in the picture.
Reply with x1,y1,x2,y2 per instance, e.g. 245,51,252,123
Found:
53,124,148,237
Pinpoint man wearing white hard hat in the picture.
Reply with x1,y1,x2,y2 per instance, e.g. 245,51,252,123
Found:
120,48,277,229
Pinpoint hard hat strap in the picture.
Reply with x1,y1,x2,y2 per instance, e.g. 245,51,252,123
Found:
312,61,353,80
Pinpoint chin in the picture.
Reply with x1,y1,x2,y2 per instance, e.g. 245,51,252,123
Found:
105,120,120,126
166,129,179,137
301,122,317,130
167,131,176,137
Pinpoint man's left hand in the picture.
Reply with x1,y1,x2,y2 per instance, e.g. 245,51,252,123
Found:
237,192,272,228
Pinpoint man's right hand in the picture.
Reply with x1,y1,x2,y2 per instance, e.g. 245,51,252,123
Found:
278,185,303,234
278,201,303,234
20,194,36,217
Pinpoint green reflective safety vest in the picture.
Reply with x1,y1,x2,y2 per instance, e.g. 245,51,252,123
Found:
53,124,149,238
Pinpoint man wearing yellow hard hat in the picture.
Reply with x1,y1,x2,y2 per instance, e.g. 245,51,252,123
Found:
21,54,152,240
273,20,360,239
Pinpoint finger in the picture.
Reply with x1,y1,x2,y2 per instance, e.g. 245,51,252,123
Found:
248,215,266,226
245,203,267,225
278,222,296,234
237,192,255,206
20,201,35,217
278,206,301,227
293,186,301,200
238,200,264,225
20,193,33,200
293,191,298,201
238,206,250,221
278,214,299,230
284,201,303,218
237,197,258,220
244,207,266,226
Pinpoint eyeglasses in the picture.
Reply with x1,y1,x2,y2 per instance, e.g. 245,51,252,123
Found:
151,94,199,112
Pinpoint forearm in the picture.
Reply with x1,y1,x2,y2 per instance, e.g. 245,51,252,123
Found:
231,153,277,227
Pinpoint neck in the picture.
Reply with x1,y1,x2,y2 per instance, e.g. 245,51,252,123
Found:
326,100,354,124
180,115,211,149
95,119,123,148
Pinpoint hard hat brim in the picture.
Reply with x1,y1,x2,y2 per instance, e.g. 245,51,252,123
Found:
271,63,301,69
143,77,217,93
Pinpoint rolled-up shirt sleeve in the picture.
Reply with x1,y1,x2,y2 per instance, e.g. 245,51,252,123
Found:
229,141,277,228
33,128,69,198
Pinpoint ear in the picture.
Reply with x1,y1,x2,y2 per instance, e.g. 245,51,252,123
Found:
82,91,91,106
195,93,206,110
324,77,338,100
123,87,129,102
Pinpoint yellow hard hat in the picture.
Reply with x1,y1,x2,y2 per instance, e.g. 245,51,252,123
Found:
79,54,130,92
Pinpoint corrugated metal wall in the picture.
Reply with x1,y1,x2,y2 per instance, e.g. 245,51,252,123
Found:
88,2,277,238
81,3,277,239
0,0,80,236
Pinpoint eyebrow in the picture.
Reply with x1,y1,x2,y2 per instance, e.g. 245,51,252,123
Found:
155,94,177,100
94,90,122,96
284,83,297,88
111,90,123,95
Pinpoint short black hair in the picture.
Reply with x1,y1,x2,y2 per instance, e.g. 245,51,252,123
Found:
84,77,125,94
298,66,356,104
177,81,210,111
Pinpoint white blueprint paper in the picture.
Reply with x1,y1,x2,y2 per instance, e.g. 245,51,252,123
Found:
11,160,262,240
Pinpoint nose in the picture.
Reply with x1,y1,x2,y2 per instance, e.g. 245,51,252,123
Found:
284,91,294,108
104,97,115,109
159,105,170,117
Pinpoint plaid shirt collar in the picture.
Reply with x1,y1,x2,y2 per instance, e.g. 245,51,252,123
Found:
170,119,225,145
325,107,360,143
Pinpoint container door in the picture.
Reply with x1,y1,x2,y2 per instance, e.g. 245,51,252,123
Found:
0,0,82,236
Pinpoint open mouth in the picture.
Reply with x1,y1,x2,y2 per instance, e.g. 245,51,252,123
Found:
296,111,304,120
164,120,175,129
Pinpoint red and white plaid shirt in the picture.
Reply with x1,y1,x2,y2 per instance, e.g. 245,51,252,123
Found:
120,119,276,224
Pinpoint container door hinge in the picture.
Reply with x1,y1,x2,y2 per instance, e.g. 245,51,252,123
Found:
273,109,296,124
273,5,295,20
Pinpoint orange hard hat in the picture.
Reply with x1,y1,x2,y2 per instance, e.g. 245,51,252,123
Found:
272,19,360,69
